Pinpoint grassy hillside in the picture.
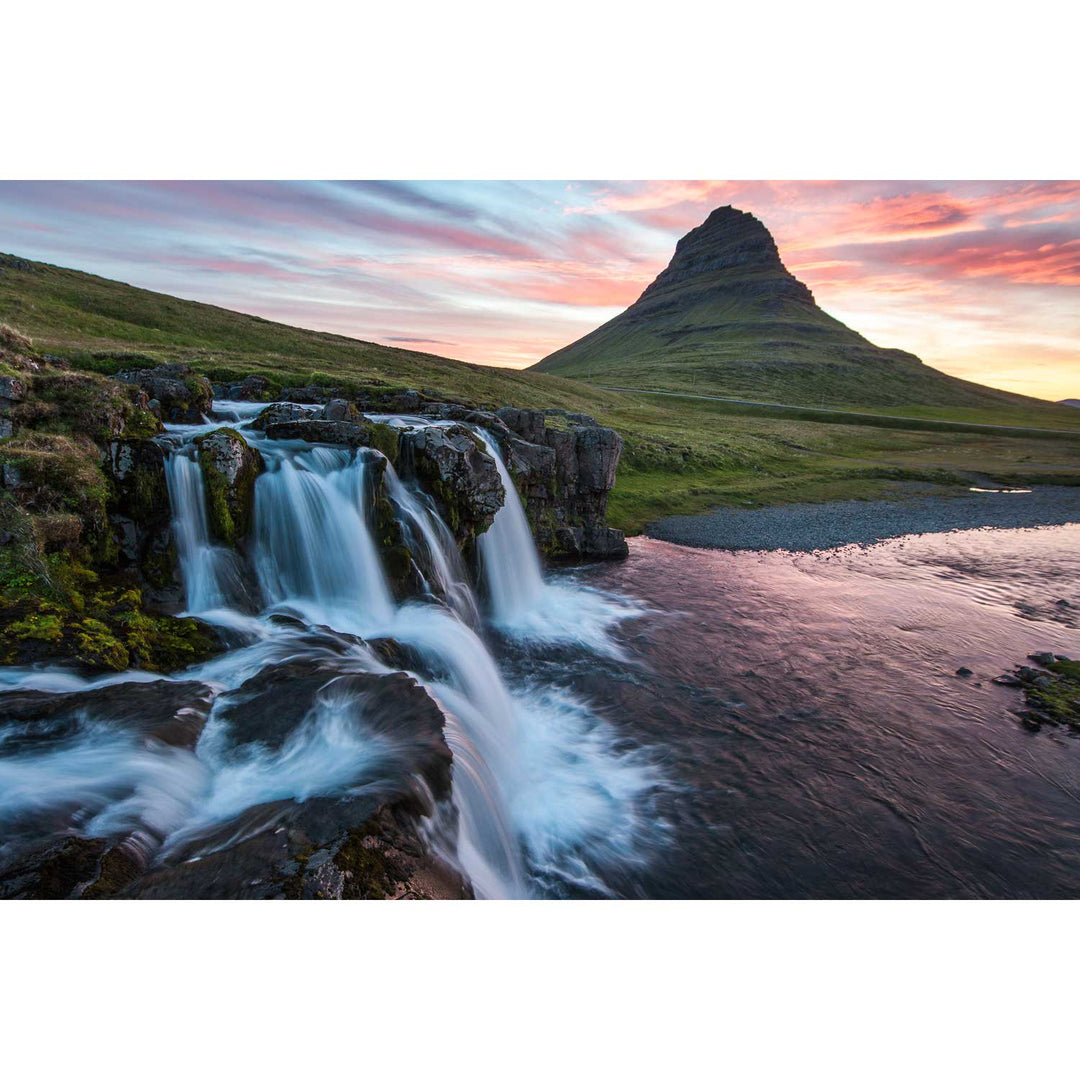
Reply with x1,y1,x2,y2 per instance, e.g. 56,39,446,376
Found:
534,206,1078,425
3,250,1079,537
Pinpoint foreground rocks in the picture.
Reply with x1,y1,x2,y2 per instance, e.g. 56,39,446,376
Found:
0,663,469,900
995,653,1080,731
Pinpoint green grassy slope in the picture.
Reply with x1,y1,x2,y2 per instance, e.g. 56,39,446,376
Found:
533,206,1079,424
3,250,1078,536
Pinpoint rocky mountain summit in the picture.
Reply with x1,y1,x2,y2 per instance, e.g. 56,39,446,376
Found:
534,205,1044,410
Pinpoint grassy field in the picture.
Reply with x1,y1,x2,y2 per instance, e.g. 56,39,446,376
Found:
4,251,1079,536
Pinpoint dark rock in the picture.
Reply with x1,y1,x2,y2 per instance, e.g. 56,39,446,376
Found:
0,678,216,752
405,424,504,549
281,384,335,405
496,406,546,444
1056,599,1071,608
225,374,272,401
264,419,373,446
320,398,362,422
113,363,213,424
956,667,974,677
1029,652,1057,666
104,437,180,599
248,401,311,430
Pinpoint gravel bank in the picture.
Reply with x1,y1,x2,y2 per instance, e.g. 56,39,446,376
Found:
646,485,1080,552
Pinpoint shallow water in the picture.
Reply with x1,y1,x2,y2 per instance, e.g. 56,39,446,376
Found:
558,527,1080,898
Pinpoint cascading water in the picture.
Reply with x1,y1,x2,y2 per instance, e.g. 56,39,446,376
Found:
475,432,546,624
253,444,394,633
0,402,663,899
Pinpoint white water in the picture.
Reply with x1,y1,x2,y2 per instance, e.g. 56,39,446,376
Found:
0,402,663,898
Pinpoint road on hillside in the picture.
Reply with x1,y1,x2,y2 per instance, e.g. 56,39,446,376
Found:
593,385,1080,437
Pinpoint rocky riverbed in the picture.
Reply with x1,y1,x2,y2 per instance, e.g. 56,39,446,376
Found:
647,483,1080,552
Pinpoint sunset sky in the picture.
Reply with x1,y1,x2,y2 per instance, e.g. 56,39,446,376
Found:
1,180,1077,400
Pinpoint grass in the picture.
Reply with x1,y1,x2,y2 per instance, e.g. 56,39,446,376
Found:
4,251,1080,537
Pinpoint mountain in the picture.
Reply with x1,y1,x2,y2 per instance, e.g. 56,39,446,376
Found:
1060,399,1080,408
533,206,1050,410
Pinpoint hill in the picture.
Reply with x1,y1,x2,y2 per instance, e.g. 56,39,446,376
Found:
533,206,1070,418
0,252,617,416
2,250,1078,537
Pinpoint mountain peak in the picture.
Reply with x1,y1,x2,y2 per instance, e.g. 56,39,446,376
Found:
638,204,807,306
531,204,1037,410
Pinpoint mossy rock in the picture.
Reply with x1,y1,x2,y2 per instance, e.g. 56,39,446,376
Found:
194,427,263,546
0,540,219,672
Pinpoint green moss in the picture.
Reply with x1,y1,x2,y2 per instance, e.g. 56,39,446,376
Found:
333,822,406,900
194,428,260,546
1025,660,1080,727
0,543,218,672
368,421,401,466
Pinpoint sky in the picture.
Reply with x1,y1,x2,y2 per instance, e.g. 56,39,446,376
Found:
1,180,1077,401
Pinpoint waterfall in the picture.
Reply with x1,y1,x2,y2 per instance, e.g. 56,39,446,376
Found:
0,403,659,900
164,446,245,615
383,464,479,625
475,432,545,623
252,445,394,634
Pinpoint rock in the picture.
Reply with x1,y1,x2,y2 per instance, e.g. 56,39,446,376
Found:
993,674,1023,687
195,427,263,544
1056,599,1071,608
389,389,422,412
225,374,271,401
264,419,373,446
1029,652,1058,666
0,678,216,752
405,424,504,549
496,406,546,444
320,398,362,422
104,437,180,599
956,667,974,677
0,373,27,406
248,401,311,430
281,384,334,405
113,363,213,424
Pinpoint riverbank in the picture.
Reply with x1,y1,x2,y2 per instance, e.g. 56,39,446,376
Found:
645,484,1080,552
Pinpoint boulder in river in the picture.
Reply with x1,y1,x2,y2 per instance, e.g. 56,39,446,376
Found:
248,401,311,430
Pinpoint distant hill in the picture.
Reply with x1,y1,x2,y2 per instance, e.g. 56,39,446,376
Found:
1060,399,1080,408
0,252,615,415
533,206,1060,413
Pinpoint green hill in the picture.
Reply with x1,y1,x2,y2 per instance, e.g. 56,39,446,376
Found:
533,206,1069,417
0,252,619,416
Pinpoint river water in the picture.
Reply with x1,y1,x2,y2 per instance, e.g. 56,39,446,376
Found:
2,399,1078,898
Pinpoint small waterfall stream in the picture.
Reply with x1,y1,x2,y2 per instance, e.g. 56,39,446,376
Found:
0,403,659,899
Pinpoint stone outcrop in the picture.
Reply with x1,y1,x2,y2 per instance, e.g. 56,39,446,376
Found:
105,436,180,601
404,424,504,551
113,362,213,423
265,418,372,446
248,401,312,429
494,408,627,559
194,427,263,545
